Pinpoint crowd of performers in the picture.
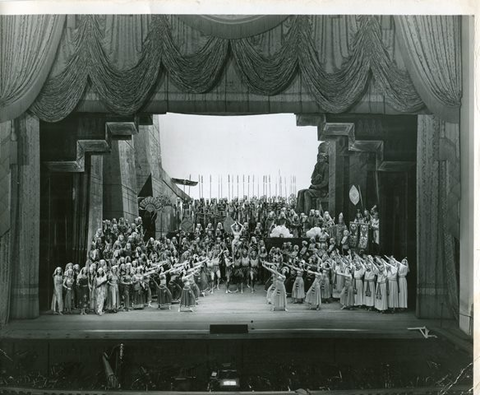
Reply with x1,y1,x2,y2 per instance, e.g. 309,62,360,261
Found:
50,196,407,316
175,196,380,244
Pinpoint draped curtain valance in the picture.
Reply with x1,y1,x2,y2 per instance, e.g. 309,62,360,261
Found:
0,14,462,123
0,15,65,123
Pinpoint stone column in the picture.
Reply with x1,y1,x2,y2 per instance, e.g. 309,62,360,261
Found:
459,16,474,336
9,114,41,320
103,139,139,222
319,122,354,218
86,155,104,247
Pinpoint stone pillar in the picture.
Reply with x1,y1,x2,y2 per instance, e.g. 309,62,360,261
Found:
9,114,41,320
103,139,139,222
86,155,104,247
459,16,474,336
319,122,353,218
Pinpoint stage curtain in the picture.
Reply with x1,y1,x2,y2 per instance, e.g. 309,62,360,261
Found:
177,15,289,39
0,15,65,123
417,114,459,319
0,121,13,326
394,16,462,123
23,15,443,122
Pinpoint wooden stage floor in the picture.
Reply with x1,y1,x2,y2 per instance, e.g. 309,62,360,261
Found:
0,286,461,341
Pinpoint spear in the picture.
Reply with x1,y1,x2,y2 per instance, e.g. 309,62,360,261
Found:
228,175,230,200
248,175,250,198
269,175,271,197
188,174,192,196
284,176,287,197
237,175,239,198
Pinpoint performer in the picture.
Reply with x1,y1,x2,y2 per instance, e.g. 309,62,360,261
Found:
179,271,197,312
87,263,97,313
209,248,222,292
283,261,305,303
353,257,366,308
332,258,344,299
107,265,120,313
240,250,250,293
120,264,133,311
230,222,244,257
132,267,145,309
76,267,89,315
363,257,376,311
385,258,399,313
373,258,388,313
249,249,260,293
396,257,409,311
224,250,234,293
304,269,323,310
371,212,380,254
152,269,174,310
262,262,287,311
320,258,332,303
95,267,108,315
63,269,75,314
337,266,354,310
51,267,64,314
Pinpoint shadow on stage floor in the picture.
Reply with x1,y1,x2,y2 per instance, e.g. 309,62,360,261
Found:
0,285,462,342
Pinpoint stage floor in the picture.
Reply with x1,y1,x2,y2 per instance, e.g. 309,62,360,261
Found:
0,285,461,341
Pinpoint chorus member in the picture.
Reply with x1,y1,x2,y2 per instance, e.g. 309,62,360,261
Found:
63,269,75,314
363,258,376,311
224,250,234,293
107,265,120,312
385,258,399,313
337,266,355,310
230,222,244,257
152,270,173,310
396,257,409,311
240,250,250,293
87,264,97,312
132,267,145,309
262,263,287,312
320,259,332,303
332,258,344,299
95,268,108,315
120,264,133,311
179,272,197,312
77,267,89,315
373,258,388,313
353,257,366,308
51,267,64,315
249,249,260,293
305,269,323,310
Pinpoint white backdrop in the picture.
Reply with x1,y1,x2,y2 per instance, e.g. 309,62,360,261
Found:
159,113,319,200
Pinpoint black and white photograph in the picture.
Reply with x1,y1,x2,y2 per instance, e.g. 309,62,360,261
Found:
0,2,477,394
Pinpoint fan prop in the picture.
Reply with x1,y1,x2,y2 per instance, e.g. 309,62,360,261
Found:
139,196,172,213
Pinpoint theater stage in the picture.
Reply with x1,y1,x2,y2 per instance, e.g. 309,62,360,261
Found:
1,286,465,344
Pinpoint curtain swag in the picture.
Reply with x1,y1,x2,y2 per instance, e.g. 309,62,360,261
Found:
1,15,461,123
